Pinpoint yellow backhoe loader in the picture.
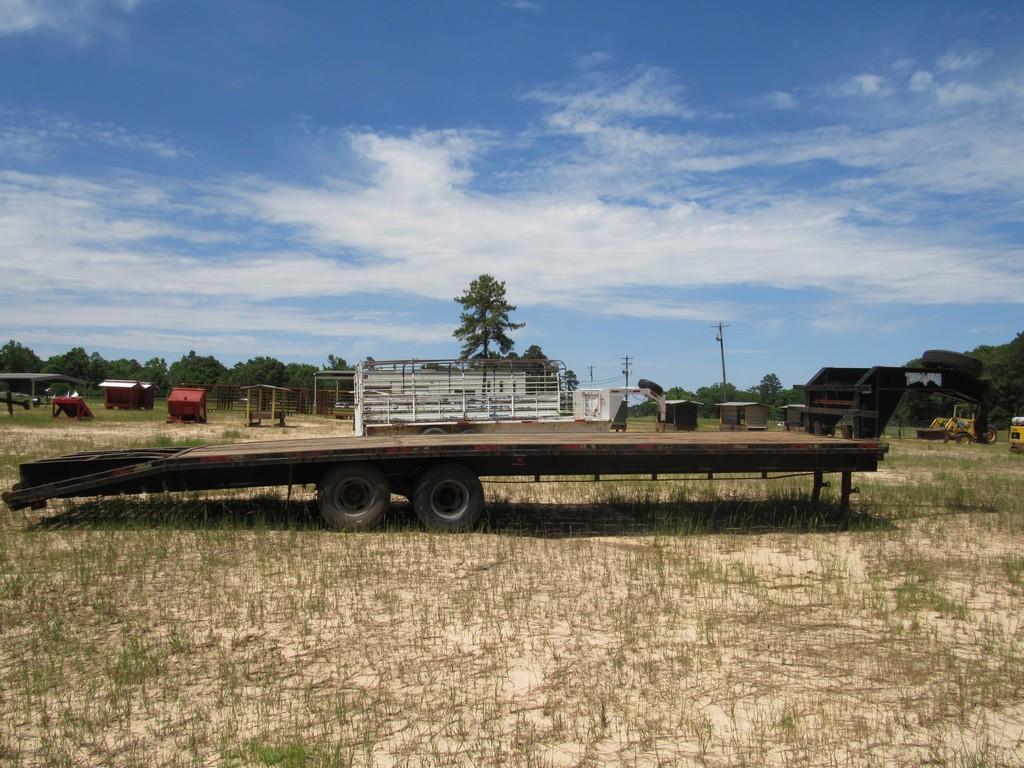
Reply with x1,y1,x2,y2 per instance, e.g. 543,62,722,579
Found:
917,403,997,445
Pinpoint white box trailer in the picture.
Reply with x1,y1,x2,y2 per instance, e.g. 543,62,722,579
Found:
354,358,665,436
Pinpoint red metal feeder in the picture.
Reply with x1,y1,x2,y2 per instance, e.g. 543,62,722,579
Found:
52,396,94,420
167,387,207,424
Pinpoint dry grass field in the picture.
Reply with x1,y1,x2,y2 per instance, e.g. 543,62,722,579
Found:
2,404,1023,767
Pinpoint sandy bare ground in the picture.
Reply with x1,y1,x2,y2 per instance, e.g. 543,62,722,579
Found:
1,414,1023,766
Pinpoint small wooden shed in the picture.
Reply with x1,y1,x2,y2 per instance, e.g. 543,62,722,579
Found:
661,400,702,431
781,404,808,431
99,380,156,410
717,401,769,431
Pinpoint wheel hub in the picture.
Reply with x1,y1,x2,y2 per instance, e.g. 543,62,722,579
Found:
336,478,373,512
431,481,469,519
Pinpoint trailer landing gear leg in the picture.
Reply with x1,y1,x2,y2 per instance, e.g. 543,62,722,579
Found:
811,472,827,505
840,471,858,514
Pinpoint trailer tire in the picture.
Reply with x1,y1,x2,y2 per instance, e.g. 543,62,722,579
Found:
460,428,479,434
422,427,447,435
413,463,484,532
318,463,390,531
921,350,984,377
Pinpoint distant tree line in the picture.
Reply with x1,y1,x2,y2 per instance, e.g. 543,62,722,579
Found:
0,340,353,394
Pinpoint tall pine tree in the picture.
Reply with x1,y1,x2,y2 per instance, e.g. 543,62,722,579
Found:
453,274,524,358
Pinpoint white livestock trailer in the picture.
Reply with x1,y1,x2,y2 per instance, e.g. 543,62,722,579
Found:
353,358,665,436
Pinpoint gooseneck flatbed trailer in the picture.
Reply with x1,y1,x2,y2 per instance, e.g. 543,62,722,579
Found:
3,432,887,530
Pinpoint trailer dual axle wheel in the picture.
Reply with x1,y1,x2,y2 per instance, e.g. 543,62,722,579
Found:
413,463,484,532
318,463,390,531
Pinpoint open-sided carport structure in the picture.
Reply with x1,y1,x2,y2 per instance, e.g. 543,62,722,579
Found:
0,373,86,402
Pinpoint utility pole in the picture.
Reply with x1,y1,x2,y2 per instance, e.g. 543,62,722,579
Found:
588,366,595,384
713,323,729,402
621,355,632,388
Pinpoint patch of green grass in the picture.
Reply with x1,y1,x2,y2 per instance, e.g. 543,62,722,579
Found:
1002,554,1024,587
253,742,310,767
894,576,969,620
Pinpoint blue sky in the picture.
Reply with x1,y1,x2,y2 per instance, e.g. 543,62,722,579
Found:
1,1,1022,392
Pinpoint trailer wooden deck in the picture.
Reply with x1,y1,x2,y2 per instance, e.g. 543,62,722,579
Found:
3,431,887,525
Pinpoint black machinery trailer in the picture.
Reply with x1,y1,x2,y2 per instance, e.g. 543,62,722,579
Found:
3,432,887,531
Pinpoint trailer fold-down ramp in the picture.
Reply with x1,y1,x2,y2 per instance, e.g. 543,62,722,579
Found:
4,432,888,529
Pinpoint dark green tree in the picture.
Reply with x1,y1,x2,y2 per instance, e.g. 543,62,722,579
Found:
105,358,144,381
89,351,108,384
285,363,318,389
44,347,95,385
696,383,737,417
140,357,170,393
977,333,1024,421
168,351,227,387
0,340,42,372
453,274,524,358
758,373,783,405
227,356,288,387
563,369,580,392
324,354,351,371
521,344,546,360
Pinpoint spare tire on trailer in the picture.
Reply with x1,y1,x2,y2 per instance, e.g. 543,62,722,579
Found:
318,463,390,531
637,379,664,396
921,350,984,377
413,463,484,532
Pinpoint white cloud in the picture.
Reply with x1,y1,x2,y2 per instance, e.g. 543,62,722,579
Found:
936,43,993,73
908,70,933,92
527,66,695,133
4,97,1023,346
763,91,798,109
836,74,893,97
0,106,189,160
933,81,996,107
891,58,916,74
0,0,146,41
576,50,612,69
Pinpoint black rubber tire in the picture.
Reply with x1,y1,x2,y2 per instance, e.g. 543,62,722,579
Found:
956,433,972,446
637,378,664,396
460,428,479,434
921,350,983,377
985,428,997,444
413,463,484,532
317,463,390,531
421,427,447,435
